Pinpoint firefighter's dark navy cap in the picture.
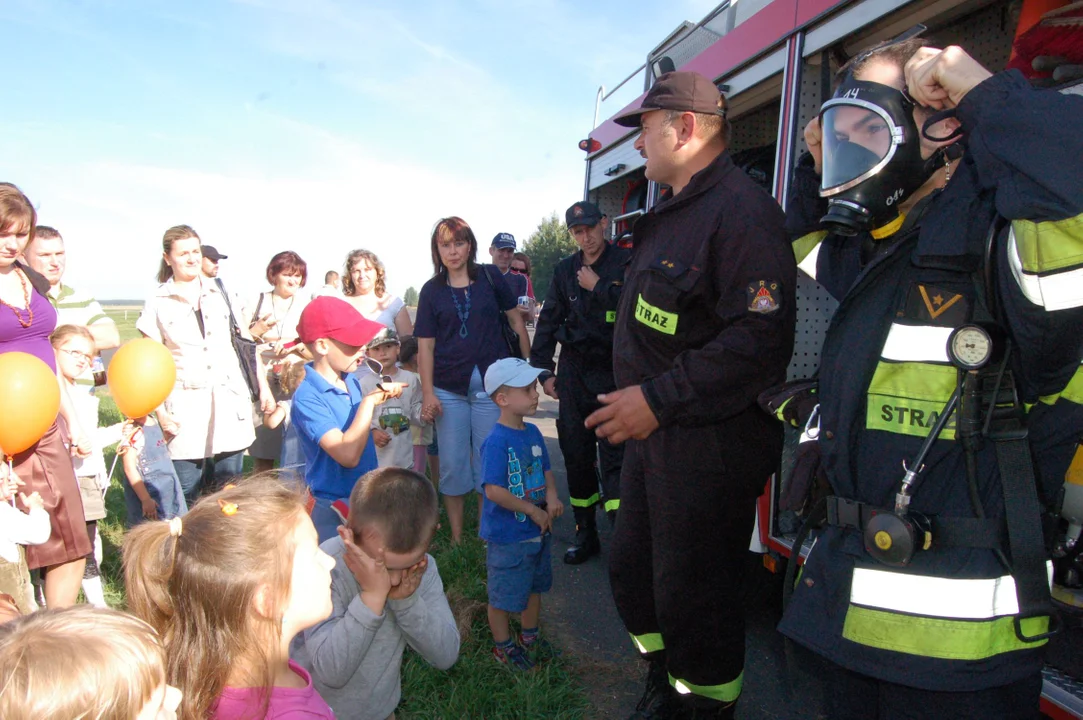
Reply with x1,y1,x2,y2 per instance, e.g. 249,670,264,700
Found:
565,201,604,229
614,71,727,128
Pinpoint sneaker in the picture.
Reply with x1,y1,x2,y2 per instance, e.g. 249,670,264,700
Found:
521,635,561,663
493,643,535,671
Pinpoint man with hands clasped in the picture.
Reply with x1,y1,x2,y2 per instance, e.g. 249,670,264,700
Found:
296,467,459,720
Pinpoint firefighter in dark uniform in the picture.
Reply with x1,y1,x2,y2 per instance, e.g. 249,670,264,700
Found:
530,200,630,564
778,39,1083,718
585,71,797,719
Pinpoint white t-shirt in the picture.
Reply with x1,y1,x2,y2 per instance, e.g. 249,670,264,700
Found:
356,368,422,470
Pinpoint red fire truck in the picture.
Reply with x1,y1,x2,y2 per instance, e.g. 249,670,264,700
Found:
581,0,1083,716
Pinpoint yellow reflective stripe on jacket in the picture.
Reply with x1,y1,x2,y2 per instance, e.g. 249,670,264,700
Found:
1060,364,1083,405
670,671,743,703
1007,213,1083,310
850,565,1052,619
631,632,665,654
843,605,1048,660
866,361,958,440
570,493,600,508
793,230,827,265
604,498,620,513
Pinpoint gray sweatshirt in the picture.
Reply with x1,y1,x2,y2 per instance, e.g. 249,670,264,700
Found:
293,538,460,720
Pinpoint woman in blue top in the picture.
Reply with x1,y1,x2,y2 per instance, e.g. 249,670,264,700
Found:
416,217,530,544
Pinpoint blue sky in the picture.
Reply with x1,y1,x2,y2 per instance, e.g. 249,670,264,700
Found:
2,0,716,303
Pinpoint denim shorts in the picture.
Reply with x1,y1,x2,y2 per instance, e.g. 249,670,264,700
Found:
486,534,552,613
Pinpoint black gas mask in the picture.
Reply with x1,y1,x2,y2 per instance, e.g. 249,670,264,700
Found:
818,78,930,237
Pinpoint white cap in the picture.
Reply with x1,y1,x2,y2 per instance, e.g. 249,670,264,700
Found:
483,358,544,396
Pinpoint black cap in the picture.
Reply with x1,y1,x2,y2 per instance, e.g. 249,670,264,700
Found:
201,245,228,261
491,233,516,250
614,71,727,128
565,201,604,228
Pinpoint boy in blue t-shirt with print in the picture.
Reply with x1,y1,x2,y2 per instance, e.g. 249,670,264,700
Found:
289,296,405,543
479,358,565,671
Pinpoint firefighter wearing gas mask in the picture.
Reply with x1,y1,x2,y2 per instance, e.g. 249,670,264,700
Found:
779,38,1083,718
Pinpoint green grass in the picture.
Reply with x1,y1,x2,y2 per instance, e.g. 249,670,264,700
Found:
93,394,588,718
103,308,141,343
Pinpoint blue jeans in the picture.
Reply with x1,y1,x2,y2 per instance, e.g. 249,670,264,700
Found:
172,450,245,506
122,471,188,528
433,367,500,496
310,496,347,545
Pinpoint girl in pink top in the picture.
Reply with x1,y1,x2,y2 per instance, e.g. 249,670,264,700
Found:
123,478,339,720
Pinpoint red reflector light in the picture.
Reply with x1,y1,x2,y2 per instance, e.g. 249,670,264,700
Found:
579,138,602,153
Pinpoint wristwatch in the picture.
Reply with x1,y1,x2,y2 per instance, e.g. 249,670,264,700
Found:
538,370,555,385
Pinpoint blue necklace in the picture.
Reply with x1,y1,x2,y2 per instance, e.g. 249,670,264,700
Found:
449,284,471,338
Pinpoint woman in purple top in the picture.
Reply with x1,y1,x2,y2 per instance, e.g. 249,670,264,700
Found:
0,183,92,608
416,217,531,544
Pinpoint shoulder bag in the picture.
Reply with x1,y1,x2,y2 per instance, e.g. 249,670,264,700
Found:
215,279,262,402
481,266,524,359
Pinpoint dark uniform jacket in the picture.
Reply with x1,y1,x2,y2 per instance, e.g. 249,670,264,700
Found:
779,71,1083,691
613,150,797,431
530,242,630,392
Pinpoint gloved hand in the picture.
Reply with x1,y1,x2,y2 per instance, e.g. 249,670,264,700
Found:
758,380,819,429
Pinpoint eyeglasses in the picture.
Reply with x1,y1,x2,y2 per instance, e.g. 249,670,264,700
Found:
60,349,92,362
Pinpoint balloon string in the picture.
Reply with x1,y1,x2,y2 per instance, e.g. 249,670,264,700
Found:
7,457,14,508
107,450,121,486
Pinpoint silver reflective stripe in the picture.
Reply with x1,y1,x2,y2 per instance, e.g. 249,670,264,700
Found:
879,323,952,363
1007,229,1083,311
850,563,1053,620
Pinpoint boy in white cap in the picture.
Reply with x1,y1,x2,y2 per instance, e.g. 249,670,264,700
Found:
479,358,564,670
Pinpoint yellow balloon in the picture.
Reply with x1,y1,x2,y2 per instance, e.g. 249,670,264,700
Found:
107,338,177,418
0,352,61,456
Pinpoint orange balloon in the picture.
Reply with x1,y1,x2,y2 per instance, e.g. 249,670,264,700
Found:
0,352,61,456
107,338,177,418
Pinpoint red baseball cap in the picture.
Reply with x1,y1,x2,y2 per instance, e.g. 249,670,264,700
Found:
287,296,385,349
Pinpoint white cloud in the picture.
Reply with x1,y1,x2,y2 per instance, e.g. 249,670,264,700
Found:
26,117,577,305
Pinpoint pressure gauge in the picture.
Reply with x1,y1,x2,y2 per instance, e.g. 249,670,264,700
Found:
947,325,993,370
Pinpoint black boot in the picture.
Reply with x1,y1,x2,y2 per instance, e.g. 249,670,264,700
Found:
628,658,679,719
563,507,600,565
674,701,736,720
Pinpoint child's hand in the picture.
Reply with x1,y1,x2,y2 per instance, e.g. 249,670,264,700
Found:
141,496,159,520
368,383,405,405
71,435,93,459
530,505,551,534
20,492,44,513
546,493,564,522
372,428,392,448
338,526,392,611
0,465,23,502
388,556,428,601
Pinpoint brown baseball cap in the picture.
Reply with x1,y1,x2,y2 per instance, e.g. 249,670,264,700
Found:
614,71,727,128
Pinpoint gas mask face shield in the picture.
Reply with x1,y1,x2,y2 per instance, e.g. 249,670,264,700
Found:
818,79,929,237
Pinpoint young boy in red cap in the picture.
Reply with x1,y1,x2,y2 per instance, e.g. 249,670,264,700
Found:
288,296,405,542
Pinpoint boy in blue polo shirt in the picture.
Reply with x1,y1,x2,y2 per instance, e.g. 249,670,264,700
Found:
290,296,405,542
480,358,564,671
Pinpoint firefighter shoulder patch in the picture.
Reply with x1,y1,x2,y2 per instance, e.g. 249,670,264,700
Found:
903,283,969,327
747,280,780,314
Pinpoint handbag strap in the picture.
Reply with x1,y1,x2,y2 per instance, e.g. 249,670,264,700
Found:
481,265,501,315
214,279,243,337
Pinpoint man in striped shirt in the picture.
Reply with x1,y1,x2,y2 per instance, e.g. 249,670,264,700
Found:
26,226,120,387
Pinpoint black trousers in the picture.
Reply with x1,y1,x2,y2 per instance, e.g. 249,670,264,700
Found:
609,420,769,706
825,662,1043,719
555,369,623,513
